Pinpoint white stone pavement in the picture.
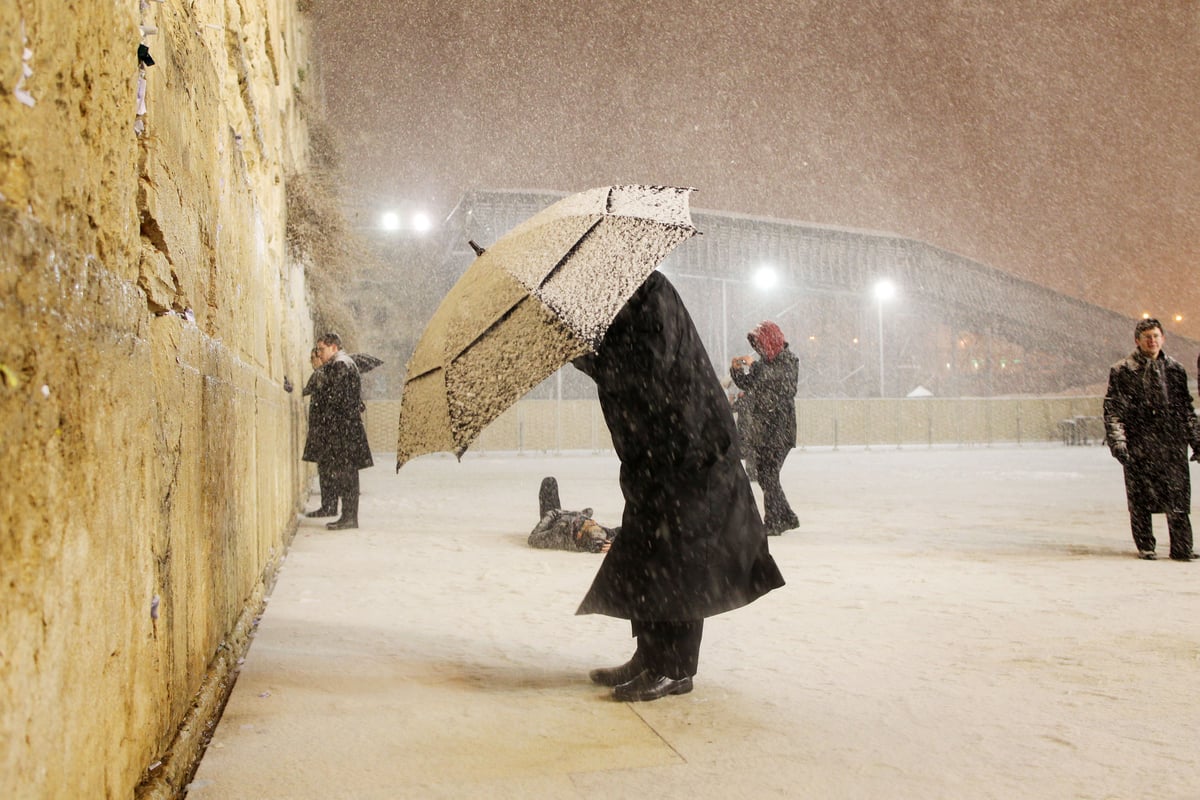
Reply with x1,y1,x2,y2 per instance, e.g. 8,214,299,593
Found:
189,445,1200,799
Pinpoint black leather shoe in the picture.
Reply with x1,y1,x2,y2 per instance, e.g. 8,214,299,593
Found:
305,508,337,518
1137,550,1157,560
326,517,358,530
589,657,642,687
1169,552,1199,561
612,670,693,702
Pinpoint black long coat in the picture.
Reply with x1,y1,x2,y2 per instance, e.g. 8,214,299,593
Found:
1103,350,1200,512
301,367,327,463
303,351,373,470
573,272,784,621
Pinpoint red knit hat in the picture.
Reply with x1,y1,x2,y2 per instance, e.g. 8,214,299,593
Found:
748,321,786,361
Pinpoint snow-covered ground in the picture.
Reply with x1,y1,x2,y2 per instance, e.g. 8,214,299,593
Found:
190,445,1200,799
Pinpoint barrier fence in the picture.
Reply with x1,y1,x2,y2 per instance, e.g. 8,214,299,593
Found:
365,396,1106,456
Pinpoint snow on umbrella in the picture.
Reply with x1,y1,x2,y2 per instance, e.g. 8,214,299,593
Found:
395,184,698,469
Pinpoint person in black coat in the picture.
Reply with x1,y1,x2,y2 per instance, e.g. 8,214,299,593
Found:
308,333,374,530
731,321,800,535
527,477,617,553
301,347,337,517
1103,318,1200,560
573,271,785,702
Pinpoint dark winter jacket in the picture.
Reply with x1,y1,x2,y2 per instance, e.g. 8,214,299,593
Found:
301,367,327,463
731,390,757,453
303,351,373,470
1103,349,1200,512
572,271,784,621
730,344,798,456
527,509,617,553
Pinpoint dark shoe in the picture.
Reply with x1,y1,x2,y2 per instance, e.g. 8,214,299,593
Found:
326,517,358,530
612,670,693,702
1169,552,1199,561
1138,550,1157,560
589,657,642,687
305,507,337,518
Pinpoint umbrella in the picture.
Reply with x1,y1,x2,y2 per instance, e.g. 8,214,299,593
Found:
396,184,698,468
350,352,384,374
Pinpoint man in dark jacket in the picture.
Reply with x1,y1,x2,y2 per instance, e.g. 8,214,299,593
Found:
528,509,616,553
573,272,785,702
527,476,617,553
302,347,336,517
1103,318,1200,561
731,321,800,535
309,333,373,530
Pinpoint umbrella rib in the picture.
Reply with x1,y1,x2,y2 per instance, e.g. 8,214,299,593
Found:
539,217,603,292
453,300,529,358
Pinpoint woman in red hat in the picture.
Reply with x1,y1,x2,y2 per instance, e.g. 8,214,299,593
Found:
731,321,799,535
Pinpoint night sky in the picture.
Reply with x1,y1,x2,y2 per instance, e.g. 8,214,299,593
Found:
312,1,1200,338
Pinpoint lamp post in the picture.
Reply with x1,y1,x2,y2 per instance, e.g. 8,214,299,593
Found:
721,279,728,368
673,267,779,370
873,279,896,397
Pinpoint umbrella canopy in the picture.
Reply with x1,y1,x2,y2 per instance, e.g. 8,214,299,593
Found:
396,184,698,468
350,352,384,374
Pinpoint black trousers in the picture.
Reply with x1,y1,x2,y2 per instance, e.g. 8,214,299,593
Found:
539,476,561,517
316,461,336,511
327,465,361,520
756,445,797,530
631,620,703,679
1129,505,1193,558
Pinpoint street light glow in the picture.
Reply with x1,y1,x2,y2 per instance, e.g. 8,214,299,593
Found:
873,279,898,398
874,278,897,302
412,211,433,233
380,211,401,231
752,266,779,291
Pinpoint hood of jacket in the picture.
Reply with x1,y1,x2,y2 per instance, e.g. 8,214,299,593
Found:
748,320,787,362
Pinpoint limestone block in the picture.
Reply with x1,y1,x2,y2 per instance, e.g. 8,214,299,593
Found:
138,242,180,313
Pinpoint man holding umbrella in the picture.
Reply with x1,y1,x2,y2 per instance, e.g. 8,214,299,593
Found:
308,333,373,530
392,185,782,699
574,271,785,702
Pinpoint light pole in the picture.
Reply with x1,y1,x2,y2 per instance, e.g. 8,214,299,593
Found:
721,279,728,368
873,279,896,397
673,267,779,370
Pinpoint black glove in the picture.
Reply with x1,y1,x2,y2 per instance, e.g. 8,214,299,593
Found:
1191,449,1200,463
1112,444,1130,465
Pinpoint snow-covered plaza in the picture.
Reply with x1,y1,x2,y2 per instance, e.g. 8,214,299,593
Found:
190,444,1200,799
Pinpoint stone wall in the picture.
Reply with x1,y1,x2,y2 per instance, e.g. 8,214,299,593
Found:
0,1,316,796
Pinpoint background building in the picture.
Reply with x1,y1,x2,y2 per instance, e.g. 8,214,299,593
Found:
430,189,1198,400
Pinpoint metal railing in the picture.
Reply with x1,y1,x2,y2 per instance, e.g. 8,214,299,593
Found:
365,396,1106,456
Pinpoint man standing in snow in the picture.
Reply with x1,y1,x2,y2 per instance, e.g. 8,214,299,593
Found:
309,333,373,530
302,347,336,517
573,272,784,702
1103,318,1200,561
